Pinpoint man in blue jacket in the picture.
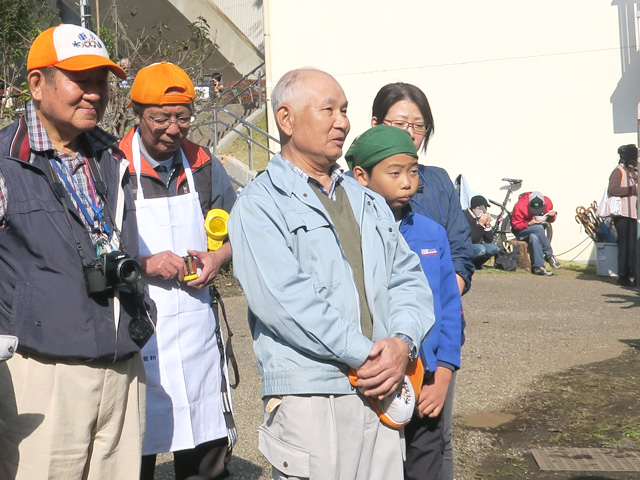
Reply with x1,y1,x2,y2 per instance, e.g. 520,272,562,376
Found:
229,68,434,480
0,25,155,479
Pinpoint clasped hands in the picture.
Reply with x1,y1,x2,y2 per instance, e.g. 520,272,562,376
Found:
354,337,410,400
478,213,492,228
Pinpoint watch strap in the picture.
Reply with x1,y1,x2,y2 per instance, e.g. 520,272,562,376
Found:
394,333,418,362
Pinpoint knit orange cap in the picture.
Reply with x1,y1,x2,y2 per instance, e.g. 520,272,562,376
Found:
130,62,195,105
27,24,126,79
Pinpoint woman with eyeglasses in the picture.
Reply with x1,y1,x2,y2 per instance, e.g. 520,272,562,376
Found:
372,83,474,295
371,83,473,480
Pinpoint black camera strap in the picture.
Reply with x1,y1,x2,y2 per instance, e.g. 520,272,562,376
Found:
210,284,238,450
79,142,154,342
210,285,239,388
44,153,91,267
43,144,152,346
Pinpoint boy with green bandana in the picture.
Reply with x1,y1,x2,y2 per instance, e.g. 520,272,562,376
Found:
347,125,463,479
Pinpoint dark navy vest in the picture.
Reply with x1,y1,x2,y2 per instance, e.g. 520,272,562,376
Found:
0,119,148,361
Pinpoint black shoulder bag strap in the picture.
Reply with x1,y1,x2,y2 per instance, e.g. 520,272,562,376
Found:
210,284,239,450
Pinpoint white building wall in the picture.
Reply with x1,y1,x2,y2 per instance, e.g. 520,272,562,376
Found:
264,1,640,263
210,0,264,52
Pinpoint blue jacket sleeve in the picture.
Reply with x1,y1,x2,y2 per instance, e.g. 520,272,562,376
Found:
401,214,461,372
437,169,475,293
433,231,462,370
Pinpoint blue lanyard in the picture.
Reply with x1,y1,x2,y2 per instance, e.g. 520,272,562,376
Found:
49,158,111,234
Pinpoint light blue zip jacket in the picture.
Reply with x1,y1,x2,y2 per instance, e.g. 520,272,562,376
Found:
229,154,435,397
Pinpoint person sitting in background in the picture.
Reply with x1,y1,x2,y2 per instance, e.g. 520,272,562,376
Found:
510,191,560,276
464,195,500,269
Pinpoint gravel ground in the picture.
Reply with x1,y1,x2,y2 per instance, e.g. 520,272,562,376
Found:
453,268,640,478
155,267,640,479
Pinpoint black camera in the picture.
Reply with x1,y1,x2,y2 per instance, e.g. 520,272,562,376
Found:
84,250,142,296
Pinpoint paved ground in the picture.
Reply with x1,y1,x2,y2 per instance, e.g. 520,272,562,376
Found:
155,266,640,479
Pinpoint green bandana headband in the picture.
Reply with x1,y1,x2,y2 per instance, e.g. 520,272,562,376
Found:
345,124,418,170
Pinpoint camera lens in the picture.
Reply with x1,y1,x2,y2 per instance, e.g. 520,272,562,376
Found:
117,258,141,285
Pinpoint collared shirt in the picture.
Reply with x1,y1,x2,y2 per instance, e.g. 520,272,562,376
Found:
137,136,181,190
284,157,344,200
0,102,116,234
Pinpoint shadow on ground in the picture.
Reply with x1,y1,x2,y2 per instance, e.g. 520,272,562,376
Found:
566,271,640,310
228,457,265,479
155,453,265,479
459,347,640,479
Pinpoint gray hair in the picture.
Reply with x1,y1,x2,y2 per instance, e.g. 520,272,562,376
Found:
270,67,323,117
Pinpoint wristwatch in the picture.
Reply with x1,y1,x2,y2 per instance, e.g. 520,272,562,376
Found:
394,334,418,362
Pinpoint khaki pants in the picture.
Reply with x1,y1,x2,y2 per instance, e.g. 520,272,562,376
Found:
259,394,404,480
0,352,146,480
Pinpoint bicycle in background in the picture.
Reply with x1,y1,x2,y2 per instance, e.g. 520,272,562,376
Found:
488,178,553,250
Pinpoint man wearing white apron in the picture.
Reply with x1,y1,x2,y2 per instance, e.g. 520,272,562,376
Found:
119,62,237,480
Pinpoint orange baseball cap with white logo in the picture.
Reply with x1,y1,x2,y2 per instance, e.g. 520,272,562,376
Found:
130,62,195,105
27,24,126,79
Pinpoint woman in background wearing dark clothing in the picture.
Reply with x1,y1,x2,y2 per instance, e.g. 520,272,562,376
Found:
371,83,475,295
608,144,638,287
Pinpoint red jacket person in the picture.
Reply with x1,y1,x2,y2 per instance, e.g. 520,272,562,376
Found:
511,191,561,275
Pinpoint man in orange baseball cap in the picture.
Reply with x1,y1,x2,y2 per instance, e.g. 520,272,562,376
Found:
119,62,237,480
0,24,155,480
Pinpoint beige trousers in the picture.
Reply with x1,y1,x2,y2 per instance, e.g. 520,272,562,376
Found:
259,394,404,480
0,352,146,480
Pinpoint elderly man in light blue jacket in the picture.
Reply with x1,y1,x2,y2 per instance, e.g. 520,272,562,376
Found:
229,68,435,480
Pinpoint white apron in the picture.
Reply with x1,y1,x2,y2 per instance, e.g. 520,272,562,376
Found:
131,130,226,455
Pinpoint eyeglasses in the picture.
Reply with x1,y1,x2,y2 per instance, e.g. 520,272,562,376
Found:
144,115,195,129
383,119,428,134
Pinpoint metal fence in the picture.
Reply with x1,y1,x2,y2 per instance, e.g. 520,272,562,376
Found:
190,62,279,171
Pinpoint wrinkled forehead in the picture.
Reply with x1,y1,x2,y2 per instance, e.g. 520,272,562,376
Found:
296,70,347,106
